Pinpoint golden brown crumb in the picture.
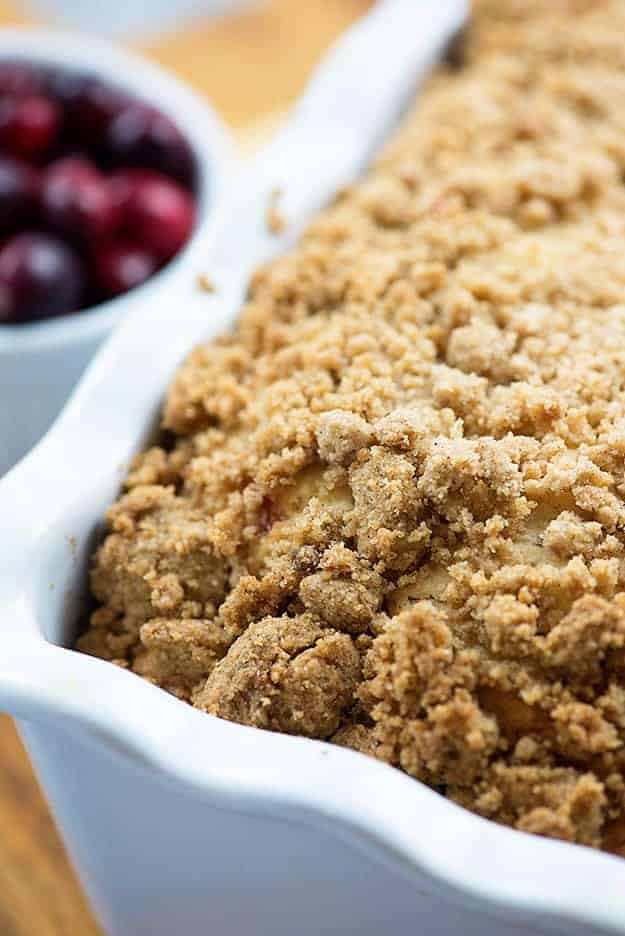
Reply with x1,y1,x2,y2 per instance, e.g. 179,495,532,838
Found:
198,273,216,293
266,187,286,235
79,0,625,855
193,614,360,738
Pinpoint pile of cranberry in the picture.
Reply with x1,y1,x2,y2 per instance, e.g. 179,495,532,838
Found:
0,60,197,325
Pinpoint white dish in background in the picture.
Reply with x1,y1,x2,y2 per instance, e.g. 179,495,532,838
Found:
0,28,235,476
3,3,625,936
25,0,255,38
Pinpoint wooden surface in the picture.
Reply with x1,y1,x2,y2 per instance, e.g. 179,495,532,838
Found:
0,1,372,934
0,716,99,935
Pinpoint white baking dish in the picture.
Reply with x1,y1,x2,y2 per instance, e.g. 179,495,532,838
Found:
2,3,625,935
0,28,234,476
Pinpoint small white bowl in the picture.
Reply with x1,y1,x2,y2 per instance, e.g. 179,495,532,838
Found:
0,27,235,475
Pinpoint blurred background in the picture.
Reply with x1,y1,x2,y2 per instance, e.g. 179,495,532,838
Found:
0,1,371,933
0,0,372,133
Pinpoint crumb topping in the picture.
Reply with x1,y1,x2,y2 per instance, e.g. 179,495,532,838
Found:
79,0,625,854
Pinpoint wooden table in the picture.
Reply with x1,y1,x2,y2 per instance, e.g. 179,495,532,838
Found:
0,1,372,933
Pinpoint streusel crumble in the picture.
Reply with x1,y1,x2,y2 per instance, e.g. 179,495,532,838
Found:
80,0,625,854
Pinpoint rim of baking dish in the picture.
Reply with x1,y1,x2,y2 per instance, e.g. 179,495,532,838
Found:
1,16,625,936
0,27,233,354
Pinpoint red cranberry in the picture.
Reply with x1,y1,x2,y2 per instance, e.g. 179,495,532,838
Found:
47,70,128,144
112,170,195,260
94,241,157,297
42,157,120,242
105,104,196,187
0,62,42,96
0,232,85,323
0,62,199,323
0,94,60,160
0,157,40,232
107,168,139,213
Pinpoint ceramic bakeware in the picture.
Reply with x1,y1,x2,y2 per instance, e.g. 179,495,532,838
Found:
0,27,234,476
4,3,625,935
27,0,253,38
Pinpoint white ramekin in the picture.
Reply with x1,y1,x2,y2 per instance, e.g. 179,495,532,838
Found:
0,27,235,476
28,0,253,38
2,6,625,936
